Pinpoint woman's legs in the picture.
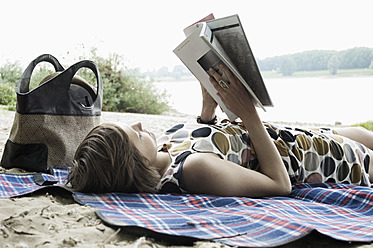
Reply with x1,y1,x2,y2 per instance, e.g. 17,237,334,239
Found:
334,126,373,149
334,126,373,182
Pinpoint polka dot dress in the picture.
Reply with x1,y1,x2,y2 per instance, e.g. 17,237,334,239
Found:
264,123,371,186
156,122,371,193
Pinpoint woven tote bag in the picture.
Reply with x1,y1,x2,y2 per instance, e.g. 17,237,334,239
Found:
0,54,103,173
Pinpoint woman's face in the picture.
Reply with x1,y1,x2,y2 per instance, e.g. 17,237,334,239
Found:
122,122,158,163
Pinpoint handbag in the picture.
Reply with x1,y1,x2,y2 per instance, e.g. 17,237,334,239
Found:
0,54,103,173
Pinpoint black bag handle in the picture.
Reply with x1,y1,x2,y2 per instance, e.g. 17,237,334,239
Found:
16,55,103,116
59,59,103,103
18,54,64,94
46,60,103,113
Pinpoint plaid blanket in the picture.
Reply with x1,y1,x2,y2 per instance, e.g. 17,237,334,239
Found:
1,168,372,247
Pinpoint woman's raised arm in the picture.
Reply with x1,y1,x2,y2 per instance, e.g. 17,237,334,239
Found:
184,65,292,197
198,81,218,124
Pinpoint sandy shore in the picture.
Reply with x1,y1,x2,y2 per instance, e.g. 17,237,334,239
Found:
0,108,372,248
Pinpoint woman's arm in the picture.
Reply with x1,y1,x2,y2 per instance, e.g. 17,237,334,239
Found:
182,65,291,197
182,152,291,197
199,81,218,123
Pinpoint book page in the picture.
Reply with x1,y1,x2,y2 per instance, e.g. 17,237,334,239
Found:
201,23,264,111
206,15,273,107
174,25,237,120
197,49,229,83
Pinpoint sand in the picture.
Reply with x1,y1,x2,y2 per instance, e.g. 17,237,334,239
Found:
0,108,372,248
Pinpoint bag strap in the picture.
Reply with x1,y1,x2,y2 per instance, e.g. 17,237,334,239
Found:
71,60,102,95
58,60,103,106
33,173,57,186
18,54,64,94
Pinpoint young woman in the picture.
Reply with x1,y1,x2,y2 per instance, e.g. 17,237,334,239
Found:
67,65,373,197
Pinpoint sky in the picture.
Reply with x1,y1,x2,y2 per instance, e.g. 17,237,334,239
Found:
0,0,372,72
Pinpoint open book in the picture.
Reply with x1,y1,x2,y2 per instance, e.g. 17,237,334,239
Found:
173,14,273,121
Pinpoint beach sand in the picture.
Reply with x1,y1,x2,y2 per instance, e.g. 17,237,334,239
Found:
0,108,372,248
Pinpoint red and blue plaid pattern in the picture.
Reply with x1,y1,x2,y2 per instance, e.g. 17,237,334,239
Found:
0,168,68,198
1,168,372,247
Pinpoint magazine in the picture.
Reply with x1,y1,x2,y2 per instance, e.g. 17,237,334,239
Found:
173,14,273,121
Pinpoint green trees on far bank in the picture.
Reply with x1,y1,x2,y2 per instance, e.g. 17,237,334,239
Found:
258,47,373,76
79,50,170,114
0,61,21,109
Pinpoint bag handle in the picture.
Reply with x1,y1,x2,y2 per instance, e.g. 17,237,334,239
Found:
59,59,103,104
18,54,64,93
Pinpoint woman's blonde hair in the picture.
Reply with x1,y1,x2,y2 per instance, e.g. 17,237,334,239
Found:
67,123,160,193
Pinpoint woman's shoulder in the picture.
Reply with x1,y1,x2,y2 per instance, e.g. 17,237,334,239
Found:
182,152,226,180
184,152,221,165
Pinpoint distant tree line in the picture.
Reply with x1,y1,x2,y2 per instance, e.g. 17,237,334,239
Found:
145,47,373,79
142,65,192,80
257,47,373,76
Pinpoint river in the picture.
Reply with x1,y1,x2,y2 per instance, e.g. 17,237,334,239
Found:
155,76,373,126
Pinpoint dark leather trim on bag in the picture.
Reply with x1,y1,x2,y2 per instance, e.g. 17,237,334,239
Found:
1,140,49,173
16,54,103,116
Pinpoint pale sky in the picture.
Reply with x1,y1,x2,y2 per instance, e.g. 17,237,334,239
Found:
1,0,372,71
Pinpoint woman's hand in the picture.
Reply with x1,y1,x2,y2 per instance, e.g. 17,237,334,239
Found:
207,64,292,195
208,64,255,120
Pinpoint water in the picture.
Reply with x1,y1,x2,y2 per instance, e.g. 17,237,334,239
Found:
155,77,373,125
